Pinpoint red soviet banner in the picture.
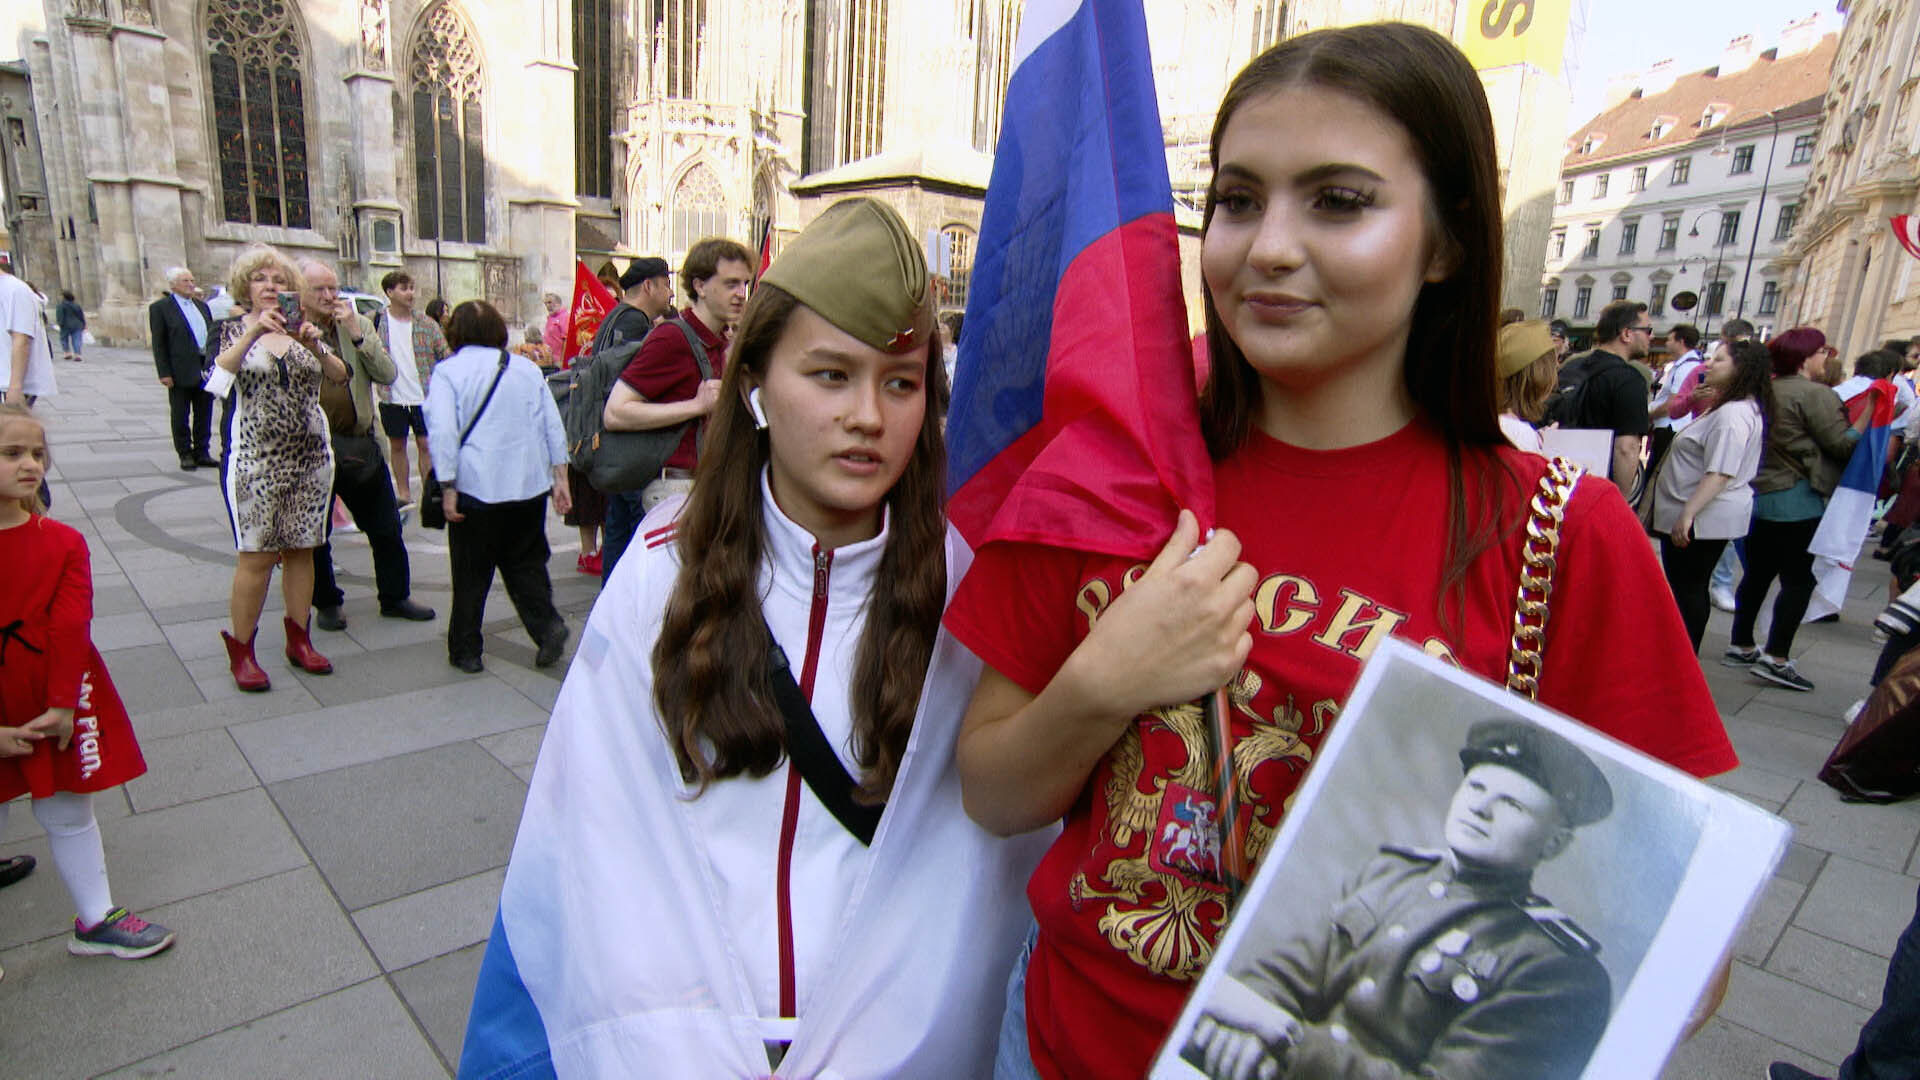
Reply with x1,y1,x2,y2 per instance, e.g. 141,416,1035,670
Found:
562,259,617,368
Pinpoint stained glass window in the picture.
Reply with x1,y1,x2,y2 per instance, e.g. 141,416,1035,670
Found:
575,0,613,198
205,0,311,228
410,3,486,243
670,164,728,255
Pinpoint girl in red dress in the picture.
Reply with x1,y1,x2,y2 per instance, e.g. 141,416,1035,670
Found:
0,403,174,964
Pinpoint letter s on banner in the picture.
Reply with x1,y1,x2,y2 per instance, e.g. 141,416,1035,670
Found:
1454,0,1568,77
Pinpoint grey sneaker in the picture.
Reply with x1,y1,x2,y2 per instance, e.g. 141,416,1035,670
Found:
1752,657,1815,692
1722,645,1761,667
68,907,176,960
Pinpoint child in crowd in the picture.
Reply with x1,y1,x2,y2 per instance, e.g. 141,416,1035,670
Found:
0,403,175,978
945,25,1738,1079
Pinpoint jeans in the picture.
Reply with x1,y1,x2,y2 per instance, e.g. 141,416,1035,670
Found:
601,476,695,584
600,489,646,585
312,433,412,610
60,328,83,357
1839,883,1920,1080
1660,535,1729,654
993,927,1043,1080
447,495,561,663
1731,516,1821,658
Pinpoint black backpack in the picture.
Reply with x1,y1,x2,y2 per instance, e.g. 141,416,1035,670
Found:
563,317,711,493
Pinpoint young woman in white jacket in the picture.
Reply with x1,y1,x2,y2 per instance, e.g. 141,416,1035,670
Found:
458,198,1049,1080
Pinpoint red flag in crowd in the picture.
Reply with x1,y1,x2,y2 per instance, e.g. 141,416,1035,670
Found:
1894,215,1920,262
561,260,617,367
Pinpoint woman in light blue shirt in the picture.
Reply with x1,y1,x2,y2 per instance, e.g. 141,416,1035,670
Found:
425,300,573,674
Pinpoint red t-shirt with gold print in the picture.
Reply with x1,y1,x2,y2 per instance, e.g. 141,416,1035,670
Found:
943,418,1737,1080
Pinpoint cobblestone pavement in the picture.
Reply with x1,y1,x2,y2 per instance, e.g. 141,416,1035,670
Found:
1,346,1914,1078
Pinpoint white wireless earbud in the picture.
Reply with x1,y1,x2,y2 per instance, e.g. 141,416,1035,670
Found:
748,387,769,431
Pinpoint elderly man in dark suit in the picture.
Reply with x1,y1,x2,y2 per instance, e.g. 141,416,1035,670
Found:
148,266,217,470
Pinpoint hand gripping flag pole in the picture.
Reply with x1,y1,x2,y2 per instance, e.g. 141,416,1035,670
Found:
944,0,1248,894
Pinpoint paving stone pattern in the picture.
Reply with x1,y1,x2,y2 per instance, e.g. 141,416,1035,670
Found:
0,347,1913,1078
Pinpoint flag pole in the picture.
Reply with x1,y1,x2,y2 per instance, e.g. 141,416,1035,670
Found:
1204,685,1249,899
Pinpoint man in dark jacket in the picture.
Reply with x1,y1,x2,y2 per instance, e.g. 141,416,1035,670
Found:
1186,721,1615,1080
148,267,218,470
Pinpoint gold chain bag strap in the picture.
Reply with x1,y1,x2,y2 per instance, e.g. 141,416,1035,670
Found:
1507,457,1585,700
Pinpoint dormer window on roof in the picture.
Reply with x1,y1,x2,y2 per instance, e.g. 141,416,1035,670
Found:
1701,103,1730,129
1649,115,1677,139
1579,133,1605,154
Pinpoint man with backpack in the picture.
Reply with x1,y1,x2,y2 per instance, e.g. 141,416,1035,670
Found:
1544,300,1654,496
597,237,753,580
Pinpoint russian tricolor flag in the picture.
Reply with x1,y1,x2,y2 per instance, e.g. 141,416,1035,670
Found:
947,0,1214,558
1806,380,1899,622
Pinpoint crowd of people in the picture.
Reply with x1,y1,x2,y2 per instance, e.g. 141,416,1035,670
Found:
2,19,1918,1080
1502,297,1920,697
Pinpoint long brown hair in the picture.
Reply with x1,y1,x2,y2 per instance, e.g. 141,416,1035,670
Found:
652,285,950,800
1198,23,1518,630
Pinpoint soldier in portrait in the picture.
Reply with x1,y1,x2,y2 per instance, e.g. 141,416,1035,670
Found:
1184,718,1615,1080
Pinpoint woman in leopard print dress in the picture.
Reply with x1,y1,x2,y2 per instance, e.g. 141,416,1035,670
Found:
205,245,349,692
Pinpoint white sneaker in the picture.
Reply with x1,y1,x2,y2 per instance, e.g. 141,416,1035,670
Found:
1710,585,1737,612
1844,699,1867,724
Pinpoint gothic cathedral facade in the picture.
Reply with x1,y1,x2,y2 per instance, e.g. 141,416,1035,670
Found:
5,0,1297,342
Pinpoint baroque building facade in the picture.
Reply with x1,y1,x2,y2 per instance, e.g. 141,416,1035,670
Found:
4,0,1575,344
1773,0,1920,360
1541,19,1835,339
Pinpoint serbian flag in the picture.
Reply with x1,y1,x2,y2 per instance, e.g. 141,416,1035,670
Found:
1805,379,1900,622
1895,215,1920,262
561,260,616,368
945,0,1213,559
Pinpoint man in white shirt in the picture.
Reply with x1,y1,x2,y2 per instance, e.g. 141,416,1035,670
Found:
1647,323,1703,480
375,269,450,509
0,259,56,407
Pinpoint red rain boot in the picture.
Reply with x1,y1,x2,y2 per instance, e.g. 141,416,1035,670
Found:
283,616,334,675
221,629,271,692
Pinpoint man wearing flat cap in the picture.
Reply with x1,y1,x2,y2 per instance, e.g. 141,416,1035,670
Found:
1187,719,1615,1080
592,257,674,354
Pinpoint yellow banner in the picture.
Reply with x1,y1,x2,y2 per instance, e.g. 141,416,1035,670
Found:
1455,0,1570,77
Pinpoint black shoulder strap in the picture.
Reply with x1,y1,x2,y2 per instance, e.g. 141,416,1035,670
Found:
665,315,713,380
764,629,883,845
458,351,510,447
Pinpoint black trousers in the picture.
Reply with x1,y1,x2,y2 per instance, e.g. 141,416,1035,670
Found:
1660,534,1729,655
168,384,214,458
313,432,411,610
1730,516,1822,658
447,495,560,663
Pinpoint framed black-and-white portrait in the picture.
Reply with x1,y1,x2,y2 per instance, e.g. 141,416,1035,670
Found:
1152,638,1790,1080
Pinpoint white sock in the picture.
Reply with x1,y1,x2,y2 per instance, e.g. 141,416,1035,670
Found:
32,793,115,927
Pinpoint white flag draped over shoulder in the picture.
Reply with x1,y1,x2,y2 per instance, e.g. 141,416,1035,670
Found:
455,517,1050,1079
1804,380,1898,623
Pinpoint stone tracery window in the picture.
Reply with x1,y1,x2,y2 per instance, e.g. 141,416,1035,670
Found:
669,163,728,255
938,225,975,308
409,3,486,243
205,0,312,228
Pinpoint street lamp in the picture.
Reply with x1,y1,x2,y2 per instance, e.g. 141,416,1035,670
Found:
1725,108,1781,321
1686,210,1730,338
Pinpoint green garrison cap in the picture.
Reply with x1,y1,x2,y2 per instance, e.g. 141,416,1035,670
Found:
1459,719,1614,827
761,197,934,354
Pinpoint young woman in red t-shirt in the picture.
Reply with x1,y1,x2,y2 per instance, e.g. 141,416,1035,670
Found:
943,25,1739,1079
